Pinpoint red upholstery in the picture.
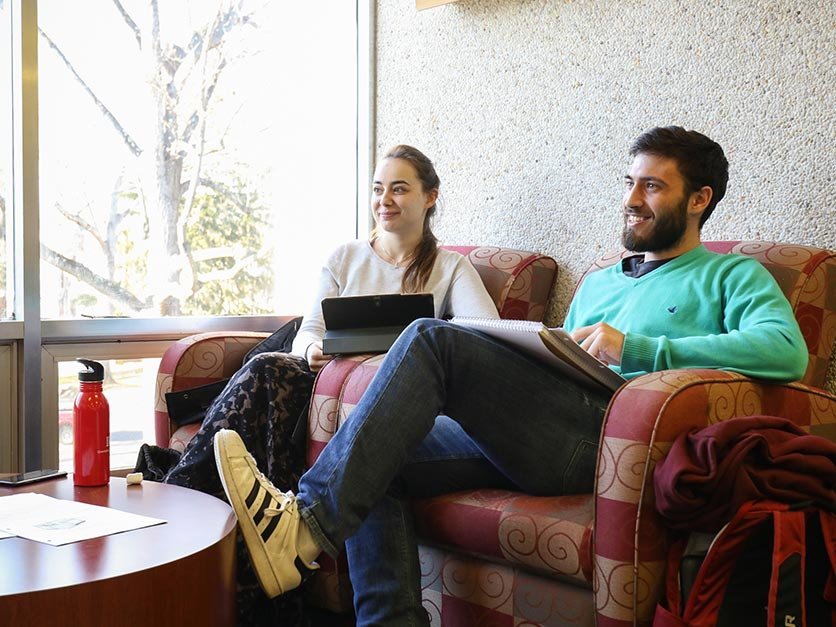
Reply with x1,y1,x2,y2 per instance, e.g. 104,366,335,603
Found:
152,245,559,618
304,241,836,626
595,373,834,626
155,332,271,450
152,241,835,625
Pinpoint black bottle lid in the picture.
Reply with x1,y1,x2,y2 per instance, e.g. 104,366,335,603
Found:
76,359,105,382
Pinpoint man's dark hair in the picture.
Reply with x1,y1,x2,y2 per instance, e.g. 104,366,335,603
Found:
629,126,729,228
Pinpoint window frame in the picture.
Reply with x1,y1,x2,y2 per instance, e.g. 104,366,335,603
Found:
3,0,375,472
40,340,174,471
0,344,17,471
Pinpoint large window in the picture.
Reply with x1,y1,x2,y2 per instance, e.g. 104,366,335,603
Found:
38,0,358,319
3,0,369,472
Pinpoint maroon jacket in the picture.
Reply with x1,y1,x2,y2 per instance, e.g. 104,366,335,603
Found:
653,415,836,532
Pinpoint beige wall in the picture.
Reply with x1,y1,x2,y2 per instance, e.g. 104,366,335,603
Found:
375,0,835,323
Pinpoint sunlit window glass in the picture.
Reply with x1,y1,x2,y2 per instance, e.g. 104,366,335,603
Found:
38,1,357,319
57,357,161,473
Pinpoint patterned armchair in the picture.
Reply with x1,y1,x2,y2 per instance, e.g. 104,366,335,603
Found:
153,246,557,451
155,330,278,451
304,241,836,627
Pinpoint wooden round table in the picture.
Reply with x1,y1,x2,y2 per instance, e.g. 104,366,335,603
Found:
0,476,237,627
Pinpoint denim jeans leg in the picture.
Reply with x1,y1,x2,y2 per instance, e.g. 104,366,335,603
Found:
297,318,610,556
345,416,517,627
344,495,424,626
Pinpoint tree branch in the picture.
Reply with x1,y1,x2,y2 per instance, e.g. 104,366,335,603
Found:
195,252,257,283
191,245,244,262
55,203,105,251
111,0,141,48
38,28,142,157
40,244,151,311
178,7,235,265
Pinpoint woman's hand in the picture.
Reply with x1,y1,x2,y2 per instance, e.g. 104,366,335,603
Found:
569,322,624,366
306,342,334,372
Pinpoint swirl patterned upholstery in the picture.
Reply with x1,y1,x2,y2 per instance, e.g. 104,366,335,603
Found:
303,241,836,626
153,241,834,625
155,331,274,450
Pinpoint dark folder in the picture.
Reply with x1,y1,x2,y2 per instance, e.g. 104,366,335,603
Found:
321,293,435,355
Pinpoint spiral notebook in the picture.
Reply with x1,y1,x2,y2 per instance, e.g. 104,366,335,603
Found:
322,293,435,355
450,317,626,393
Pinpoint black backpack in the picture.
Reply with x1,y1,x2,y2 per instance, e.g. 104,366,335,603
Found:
653,500,836,627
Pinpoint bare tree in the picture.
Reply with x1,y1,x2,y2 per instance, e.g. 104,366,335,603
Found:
40,0,262,315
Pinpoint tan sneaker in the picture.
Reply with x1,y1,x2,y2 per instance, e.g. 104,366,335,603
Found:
214,428,319,598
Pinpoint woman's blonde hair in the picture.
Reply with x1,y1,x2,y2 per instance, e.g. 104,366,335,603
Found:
373,145,440,293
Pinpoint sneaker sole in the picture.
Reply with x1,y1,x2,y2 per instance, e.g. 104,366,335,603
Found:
214,431,287,598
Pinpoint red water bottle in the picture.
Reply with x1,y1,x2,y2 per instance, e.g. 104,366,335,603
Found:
73,359,110,486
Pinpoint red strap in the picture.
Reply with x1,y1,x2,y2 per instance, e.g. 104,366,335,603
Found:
766,509,805,627
821,510,836,605
653,602,689,627
682,502,765,623
657,503,835,627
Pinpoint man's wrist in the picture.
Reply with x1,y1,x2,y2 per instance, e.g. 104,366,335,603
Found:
620,333,658,374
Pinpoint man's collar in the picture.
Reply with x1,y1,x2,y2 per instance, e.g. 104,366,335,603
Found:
621,254,678,278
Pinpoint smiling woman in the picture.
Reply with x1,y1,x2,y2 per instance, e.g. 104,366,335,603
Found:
371,145,442,294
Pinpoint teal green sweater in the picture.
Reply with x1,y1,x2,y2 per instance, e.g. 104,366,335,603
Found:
563,245,808,381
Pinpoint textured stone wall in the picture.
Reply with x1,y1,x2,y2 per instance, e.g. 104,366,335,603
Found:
375,0,835,327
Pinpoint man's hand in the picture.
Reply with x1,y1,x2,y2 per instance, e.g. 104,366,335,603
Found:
305,342,334,372
569,322,625,366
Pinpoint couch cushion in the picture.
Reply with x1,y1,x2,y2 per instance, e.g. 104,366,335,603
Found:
413,490,594,586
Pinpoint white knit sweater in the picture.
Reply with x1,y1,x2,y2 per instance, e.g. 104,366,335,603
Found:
290,240,499,358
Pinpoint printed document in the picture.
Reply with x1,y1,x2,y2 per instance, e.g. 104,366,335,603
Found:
0,492,165,546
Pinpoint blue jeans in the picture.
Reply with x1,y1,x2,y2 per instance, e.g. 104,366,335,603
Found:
297,319,610,625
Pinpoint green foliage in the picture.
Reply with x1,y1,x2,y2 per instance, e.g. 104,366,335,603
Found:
72,294,98,309
184,176,274,315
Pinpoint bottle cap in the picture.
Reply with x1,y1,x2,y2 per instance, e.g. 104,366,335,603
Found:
76,359,105,382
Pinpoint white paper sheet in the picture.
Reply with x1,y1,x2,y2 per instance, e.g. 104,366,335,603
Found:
0,493,52,539
0,492,165,545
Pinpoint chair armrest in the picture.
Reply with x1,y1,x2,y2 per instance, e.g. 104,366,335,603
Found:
307,354,385,466
154,331,270,447
593,369,836,627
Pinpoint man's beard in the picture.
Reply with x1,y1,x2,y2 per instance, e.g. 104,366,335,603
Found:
622,196,689,253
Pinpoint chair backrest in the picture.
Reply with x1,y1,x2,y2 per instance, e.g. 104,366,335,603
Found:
442,245,557,321
578,241,836,389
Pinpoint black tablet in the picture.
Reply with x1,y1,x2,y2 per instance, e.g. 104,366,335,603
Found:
321,293,435,355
